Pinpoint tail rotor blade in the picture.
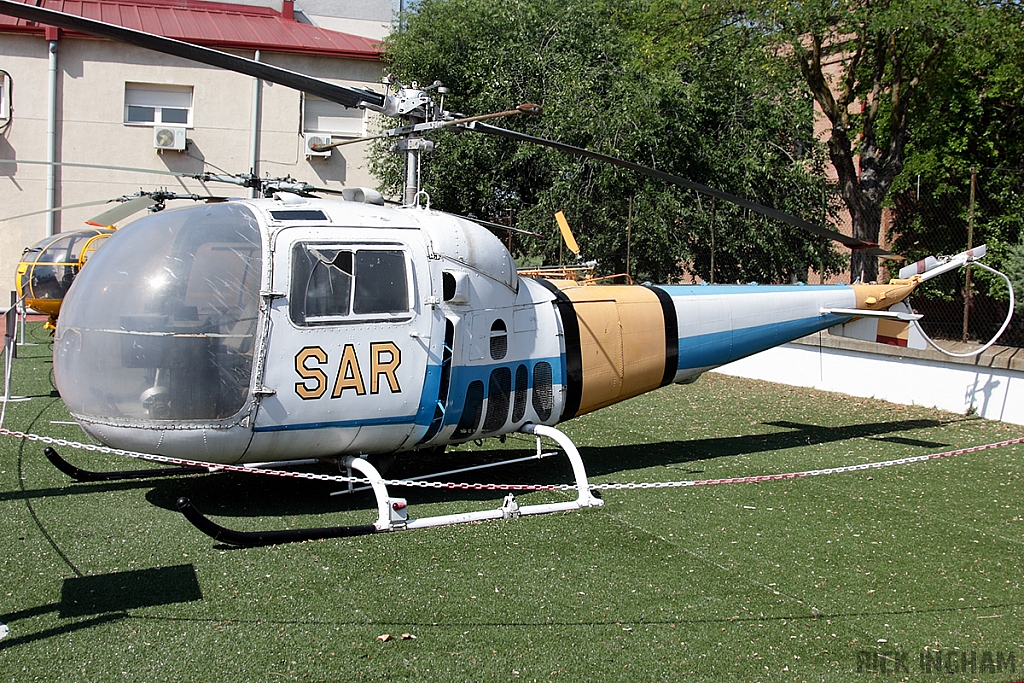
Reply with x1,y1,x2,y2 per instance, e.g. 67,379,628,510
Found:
898,245,987,282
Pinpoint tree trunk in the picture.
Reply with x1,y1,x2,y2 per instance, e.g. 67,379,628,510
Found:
848,198,882,283
827,128,888,283
799,27,920,286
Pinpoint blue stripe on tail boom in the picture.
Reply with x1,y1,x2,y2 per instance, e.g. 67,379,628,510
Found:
676,314,851,370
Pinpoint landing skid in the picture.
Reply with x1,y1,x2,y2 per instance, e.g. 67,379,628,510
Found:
176,497,376,546
44,446,209,482
179,423,604,547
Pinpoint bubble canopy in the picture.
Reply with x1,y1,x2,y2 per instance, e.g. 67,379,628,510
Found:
55,203,264,425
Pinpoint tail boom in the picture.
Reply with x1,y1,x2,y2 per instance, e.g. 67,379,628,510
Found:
541,280,921,420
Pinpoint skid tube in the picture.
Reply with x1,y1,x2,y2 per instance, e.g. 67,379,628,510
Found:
178,423,604,547
45,446,209,482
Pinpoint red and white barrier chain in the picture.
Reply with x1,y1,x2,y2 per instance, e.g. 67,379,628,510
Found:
594,436,1024,489
3,426,1024,492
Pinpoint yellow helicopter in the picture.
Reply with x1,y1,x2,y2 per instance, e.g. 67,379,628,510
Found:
11,180,357,328
0,0,989,546
16,227,112,328
14,192,188,329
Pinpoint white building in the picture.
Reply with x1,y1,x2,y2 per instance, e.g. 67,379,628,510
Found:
212,0,399,41
0,0,390,294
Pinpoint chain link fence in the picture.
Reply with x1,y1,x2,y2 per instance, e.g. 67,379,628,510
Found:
798,170,1023,347
511,170,1024,348
885,169,1024,347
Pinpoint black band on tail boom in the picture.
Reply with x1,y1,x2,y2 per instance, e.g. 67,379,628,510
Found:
533,278,583,421
645,286,679,387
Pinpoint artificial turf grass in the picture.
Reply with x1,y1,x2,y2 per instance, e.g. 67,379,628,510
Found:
2,322,1024,681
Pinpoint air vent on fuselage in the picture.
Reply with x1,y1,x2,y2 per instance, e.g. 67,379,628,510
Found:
490,319,508,360
270,210,328,221
512,364,528,423
532,361,553,421
455,380,485,439
483,367,512,433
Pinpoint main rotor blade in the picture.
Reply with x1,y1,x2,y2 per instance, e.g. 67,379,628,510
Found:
0,199,113,223
313,103,542,151
86,196,159,227
0,158,193,177
454,213,547,238
0,0,385,110
471,122,890,256
554,211,581,255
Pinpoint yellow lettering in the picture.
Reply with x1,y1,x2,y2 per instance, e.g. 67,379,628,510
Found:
332,344,366,397
294,346,328,400
370,341,401,394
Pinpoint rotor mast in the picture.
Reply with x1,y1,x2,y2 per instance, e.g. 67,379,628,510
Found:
381,79,447,205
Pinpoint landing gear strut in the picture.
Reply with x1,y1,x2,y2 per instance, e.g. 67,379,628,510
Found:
178,423,603,547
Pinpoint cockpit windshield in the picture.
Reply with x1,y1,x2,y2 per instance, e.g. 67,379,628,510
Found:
54,203,263,422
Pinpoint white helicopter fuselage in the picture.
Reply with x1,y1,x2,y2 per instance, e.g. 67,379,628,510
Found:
53,194,876,465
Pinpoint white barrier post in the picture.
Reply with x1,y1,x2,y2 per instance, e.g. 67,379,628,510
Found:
1,292,29,407
6,292,15,361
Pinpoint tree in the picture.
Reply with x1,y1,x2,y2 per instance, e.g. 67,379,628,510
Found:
882,3,1024,341
374,0,844,284
889,3,1024,270
704,0,993,284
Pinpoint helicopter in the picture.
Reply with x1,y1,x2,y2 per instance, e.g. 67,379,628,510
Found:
14,189,219,329
10,175,388,328
0,0,991,546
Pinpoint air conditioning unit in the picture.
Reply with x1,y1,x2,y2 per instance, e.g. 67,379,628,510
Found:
304,133,332,158
153,126,186,151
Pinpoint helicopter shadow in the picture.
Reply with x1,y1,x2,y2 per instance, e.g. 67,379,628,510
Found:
580,417,946,479
0,137,18,179
143,453,518,521
156,140,207,177
143,416,945,520
0,564,201,651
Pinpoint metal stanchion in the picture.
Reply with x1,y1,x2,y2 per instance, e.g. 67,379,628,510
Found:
2,294,18,639
6,291,16,361
1,292,29,405
17,294,37,348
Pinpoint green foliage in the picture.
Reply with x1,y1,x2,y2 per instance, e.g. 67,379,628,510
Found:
1003,242,1024,312
373,0,843,284
886,3,1024,320
700,0,1013,283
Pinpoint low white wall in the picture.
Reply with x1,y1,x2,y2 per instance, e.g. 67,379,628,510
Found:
713,338,1024,425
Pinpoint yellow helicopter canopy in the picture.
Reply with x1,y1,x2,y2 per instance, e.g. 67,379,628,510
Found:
16,227,114,317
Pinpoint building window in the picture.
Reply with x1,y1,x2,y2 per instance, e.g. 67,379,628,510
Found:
0,70,10,125
124,83,193,126
303,94,364,138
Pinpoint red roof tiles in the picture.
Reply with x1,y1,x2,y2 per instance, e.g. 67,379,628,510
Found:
0,0,382,59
